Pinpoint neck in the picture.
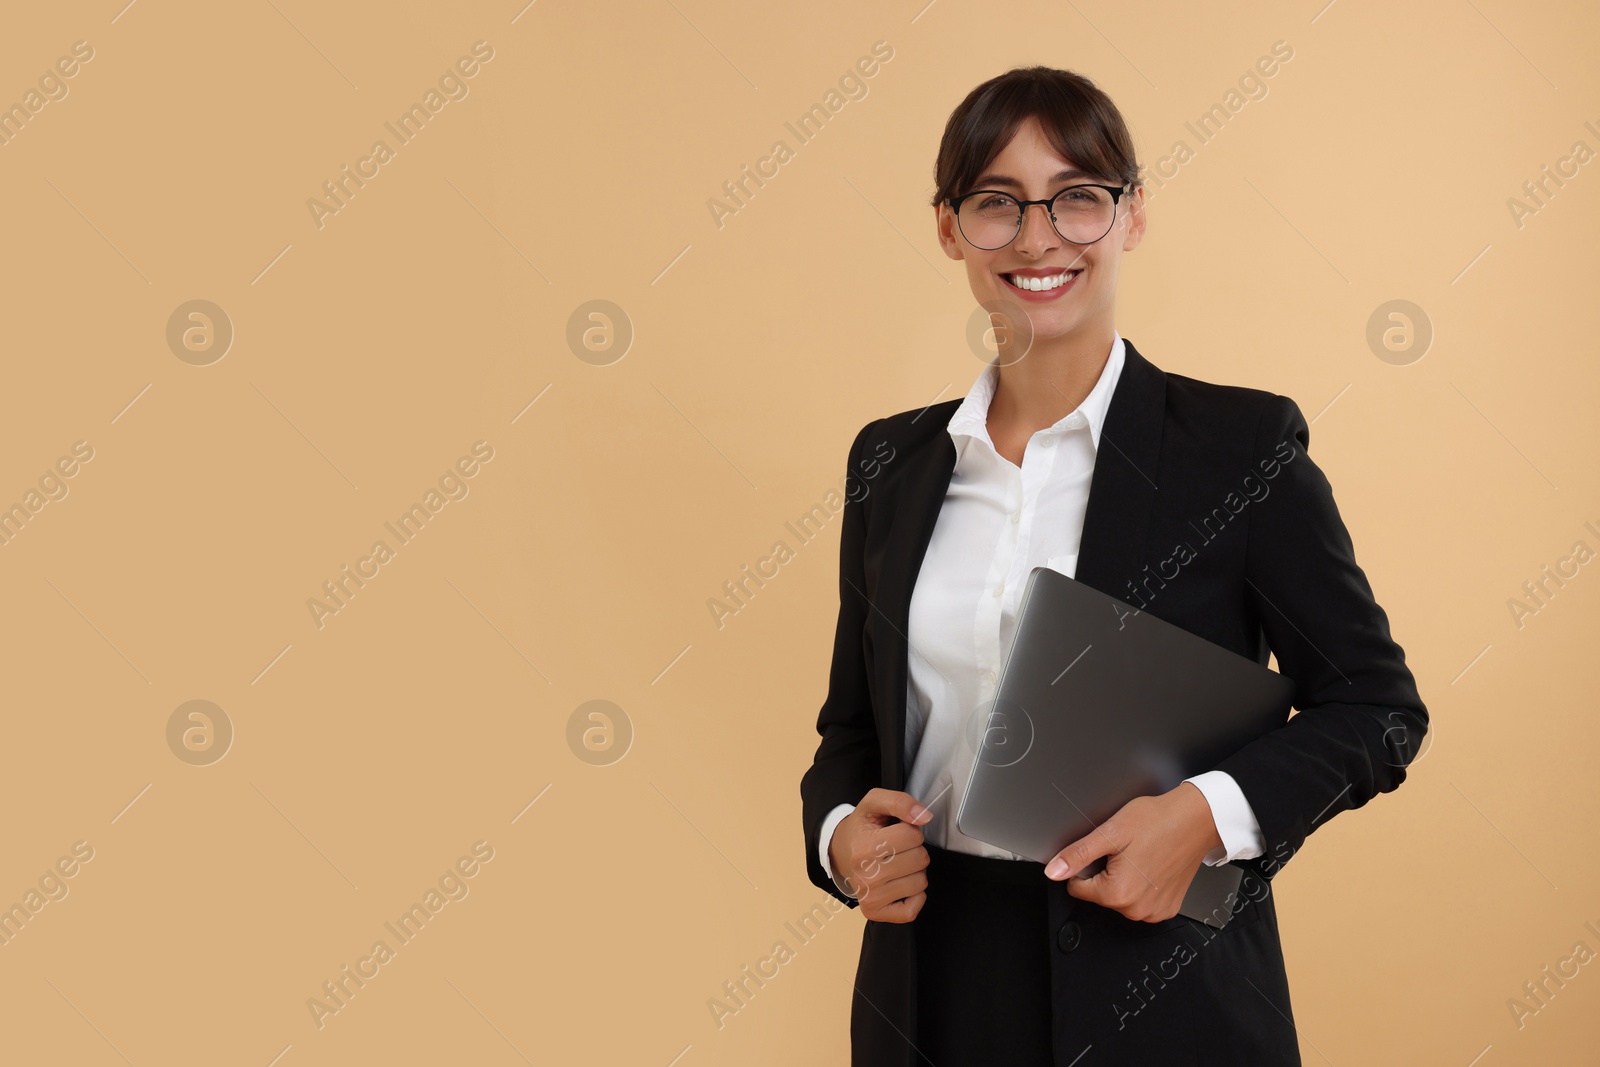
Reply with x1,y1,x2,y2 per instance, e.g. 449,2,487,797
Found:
989,321,1115,434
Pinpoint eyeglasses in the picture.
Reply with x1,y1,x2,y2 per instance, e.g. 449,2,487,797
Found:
946,183,1129,250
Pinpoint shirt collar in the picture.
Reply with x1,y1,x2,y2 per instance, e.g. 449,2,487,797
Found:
947,331,1126,455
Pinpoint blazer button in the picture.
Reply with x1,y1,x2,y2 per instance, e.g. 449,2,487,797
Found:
1056,920,1082,953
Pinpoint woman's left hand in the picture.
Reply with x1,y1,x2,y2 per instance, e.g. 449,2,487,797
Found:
1042,782,1223,923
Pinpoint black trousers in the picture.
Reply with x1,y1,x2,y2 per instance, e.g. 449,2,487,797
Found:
913,844,1054,1065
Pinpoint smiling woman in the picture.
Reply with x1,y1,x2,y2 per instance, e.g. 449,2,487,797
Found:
800,63,1428,1067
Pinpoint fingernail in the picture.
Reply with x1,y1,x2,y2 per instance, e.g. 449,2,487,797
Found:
910,805,930,823
1045,858,1069,880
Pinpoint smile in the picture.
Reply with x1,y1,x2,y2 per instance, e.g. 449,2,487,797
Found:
1000,269,1081,297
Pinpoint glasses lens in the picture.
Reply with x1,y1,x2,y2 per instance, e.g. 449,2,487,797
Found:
957,187,1119,248
958,192,1023,250
1051,185,1116,243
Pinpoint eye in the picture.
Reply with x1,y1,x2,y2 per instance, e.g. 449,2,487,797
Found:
978,194,1014,209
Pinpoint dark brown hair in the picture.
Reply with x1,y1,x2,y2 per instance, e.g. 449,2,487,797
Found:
929,66,1142,208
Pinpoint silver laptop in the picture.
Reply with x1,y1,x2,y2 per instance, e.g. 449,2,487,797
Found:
955,565,1295,928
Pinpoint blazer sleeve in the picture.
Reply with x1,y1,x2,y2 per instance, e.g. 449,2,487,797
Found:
1213,394,1429,879
800,418,884,908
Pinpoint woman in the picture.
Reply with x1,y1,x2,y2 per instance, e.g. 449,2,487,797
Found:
799,66,1428,1066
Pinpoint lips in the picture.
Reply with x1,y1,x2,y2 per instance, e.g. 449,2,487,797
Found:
1000,268,1081,294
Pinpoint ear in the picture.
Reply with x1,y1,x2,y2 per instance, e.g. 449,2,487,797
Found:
1121,185,1147,253
934,203,966,262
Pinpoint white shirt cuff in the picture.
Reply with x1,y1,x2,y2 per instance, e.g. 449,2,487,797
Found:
1183,770,1265,865
818,802,857,896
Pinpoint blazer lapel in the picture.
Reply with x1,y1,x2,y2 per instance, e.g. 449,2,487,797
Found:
876,416,958,791
1074,338,1166,606
875,340,1166,790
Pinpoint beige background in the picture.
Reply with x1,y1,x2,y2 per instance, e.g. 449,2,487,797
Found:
0,0,1595,1063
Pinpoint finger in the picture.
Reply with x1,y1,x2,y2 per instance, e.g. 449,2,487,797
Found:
1064,854,1136,914
871,844,929,883
875,823,927,857
858,788,932,827
867,867,929,905
1064,865,1111,906
868,890,927,924
870,876,934,921
836,832,924,890
1044,823,1121,881
852,849,927,902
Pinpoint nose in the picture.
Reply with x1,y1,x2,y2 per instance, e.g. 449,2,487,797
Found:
1014,200,1061,253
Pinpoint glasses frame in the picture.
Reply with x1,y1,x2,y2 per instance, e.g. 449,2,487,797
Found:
946,183,1130,250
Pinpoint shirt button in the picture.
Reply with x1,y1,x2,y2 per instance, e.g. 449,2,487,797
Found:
992,584,1003,598
1066,412,1085,429
1040,436,1056,448
981,669,997,685
1009,511,1020,524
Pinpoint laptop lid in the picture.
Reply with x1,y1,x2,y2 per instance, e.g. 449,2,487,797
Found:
955,565,1295,869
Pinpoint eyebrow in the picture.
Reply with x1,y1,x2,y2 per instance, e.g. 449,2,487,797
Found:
969,167,1097,191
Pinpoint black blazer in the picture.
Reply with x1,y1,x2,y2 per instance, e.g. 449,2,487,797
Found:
800,338,1428,1065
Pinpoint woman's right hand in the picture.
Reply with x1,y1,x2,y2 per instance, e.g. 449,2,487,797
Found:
827,788,932,923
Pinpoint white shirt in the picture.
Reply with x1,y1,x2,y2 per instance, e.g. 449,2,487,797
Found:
820,332,1266,894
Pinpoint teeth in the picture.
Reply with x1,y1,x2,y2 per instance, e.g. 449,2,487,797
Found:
1005,270,1078,291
